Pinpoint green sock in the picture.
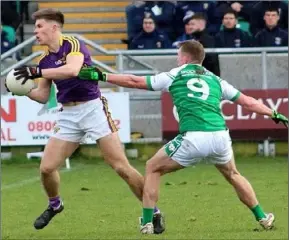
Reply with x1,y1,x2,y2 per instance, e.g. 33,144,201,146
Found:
251,204,266,220
142,208,154,225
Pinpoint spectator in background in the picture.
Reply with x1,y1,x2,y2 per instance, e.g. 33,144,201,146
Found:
129,15,171,50
173,13,214,47
125,1,176,42
172,14,196,47
1,1,20,30
174,1,221,36
254,8,288,47
173,13,220,76
142,1,176,41
215,1,257,22
215,9,251,48
125,1,146,41
250,1,288,36
1,25,14,54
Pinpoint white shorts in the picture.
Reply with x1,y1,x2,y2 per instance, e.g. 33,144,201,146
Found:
52,97,118,143
164,130,233,167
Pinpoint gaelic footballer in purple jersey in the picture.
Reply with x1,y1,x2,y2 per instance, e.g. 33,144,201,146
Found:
38,35,101,103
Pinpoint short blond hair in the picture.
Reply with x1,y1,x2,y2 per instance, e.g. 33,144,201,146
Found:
32,8,64,26
178,40,205,64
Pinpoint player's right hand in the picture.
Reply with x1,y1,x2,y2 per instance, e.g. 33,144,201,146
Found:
271,110,288,128
78,66,107,82
14,66,42,84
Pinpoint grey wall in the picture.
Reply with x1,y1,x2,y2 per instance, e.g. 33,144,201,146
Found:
119,53,288,89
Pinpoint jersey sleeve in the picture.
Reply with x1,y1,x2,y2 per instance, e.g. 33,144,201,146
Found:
220,80,241,101
145,72,174,91
63,36,84,57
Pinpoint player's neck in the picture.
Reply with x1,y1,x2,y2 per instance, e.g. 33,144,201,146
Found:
188,61,201,65
48,33,62,53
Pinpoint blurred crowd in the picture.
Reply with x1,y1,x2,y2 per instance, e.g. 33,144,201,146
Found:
125,1,288,50
1,1,288,69
1,1,30,55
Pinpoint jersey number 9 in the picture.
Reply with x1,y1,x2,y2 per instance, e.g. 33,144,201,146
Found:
187,78,209,101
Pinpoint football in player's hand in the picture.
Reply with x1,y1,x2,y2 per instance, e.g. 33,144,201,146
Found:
5,69,35,96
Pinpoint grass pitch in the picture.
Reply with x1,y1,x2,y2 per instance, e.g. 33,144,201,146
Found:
1,156,288,239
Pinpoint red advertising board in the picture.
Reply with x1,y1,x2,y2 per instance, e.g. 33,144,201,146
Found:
162,89,288,140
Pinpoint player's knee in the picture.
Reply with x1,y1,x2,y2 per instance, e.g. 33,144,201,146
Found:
146,160,161,174
40,164,56,175
145,160,154,173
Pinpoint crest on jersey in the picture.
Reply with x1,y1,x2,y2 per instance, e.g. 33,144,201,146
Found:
275,37,281,45
234,39,241,48
55,52,67,65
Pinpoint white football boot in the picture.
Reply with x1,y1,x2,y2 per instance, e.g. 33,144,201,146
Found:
140,222,154,234
259,213,275,229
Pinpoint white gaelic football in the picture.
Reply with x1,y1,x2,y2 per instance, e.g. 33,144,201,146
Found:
5,69,35,96
173,105,179,122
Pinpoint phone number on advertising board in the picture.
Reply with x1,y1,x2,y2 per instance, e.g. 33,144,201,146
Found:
27,121,56,132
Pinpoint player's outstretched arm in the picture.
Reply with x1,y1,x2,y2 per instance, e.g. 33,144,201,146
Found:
235,93,273,116
78,66,149,90
235,93,288,127
221,80,288,127
106,73,148,89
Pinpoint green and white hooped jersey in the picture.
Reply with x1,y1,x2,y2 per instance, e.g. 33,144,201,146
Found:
146,64,240,133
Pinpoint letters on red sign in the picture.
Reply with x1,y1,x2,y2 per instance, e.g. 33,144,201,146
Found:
1,99,16,122
161,89,288,140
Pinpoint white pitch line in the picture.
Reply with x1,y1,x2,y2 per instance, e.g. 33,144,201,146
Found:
1,176,41,190
1,166,84,191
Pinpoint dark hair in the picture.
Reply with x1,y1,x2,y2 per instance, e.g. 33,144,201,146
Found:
191,13,207,21
178,40,205,64
223,8,238,19
32,8,65,26
183,12,206,25
265,7,279,15
143,12,156,23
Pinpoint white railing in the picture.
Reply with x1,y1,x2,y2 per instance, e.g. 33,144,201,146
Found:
1,36,37,60
1,51,43,76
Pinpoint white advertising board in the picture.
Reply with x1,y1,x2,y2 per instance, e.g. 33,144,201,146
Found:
1,93,131,146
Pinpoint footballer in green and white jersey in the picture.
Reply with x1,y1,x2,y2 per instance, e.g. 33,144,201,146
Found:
146,64,240,134
77,40,287,233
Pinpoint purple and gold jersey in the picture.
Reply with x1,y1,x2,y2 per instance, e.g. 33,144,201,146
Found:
38,35,101,104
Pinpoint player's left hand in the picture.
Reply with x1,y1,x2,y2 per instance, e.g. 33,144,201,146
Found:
13,66,42,84
78,66,107,82
271,110,288,128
